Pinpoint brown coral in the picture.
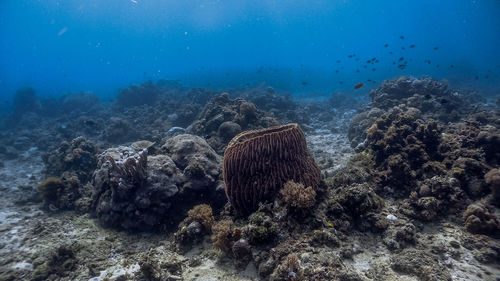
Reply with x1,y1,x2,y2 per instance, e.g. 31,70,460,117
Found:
223,123,321,215
280,181,316,209
485,168,500,206
211,219,235,253
187,204,215,231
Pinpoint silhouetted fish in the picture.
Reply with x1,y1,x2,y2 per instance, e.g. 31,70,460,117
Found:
409,44,415,48
400,35,404,39
301,81,308,86
372,68,376,71
389,51,393,55
354,82,365,89
384,44,389,47
475,76,479,80
433,47,439,50
339,81,344,85
337,60,341,63
399,57,404,61
401,46,405,50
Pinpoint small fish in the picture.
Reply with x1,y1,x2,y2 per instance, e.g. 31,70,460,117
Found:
354,82,365,89
409,44,415,48
485,75,489,79
474,76,479,80
323,219,335,228
339,81,344,85
384,43,389,47
399,57,404,61
372,68,376,71
348,54,353,58
301,81,308,86
401,46,405,50
389,51,393,55
335,69,339,73
449,65,454,68
433,46,439,50
366,60,371,64
400,35,405,39
336,60,341,63
356,69,360,73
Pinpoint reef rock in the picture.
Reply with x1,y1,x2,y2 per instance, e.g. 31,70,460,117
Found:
348,76,485,149
91,134,223,230
187,93,279,154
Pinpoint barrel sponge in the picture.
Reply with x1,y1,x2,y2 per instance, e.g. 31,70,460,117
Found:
223,123,321,215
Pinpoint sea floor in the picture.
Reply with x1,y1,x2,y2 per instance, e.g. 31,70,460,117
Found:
0,129,498,281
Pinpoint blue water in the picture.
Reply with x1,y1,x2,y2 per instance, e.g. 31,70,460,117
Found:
1,0,499,103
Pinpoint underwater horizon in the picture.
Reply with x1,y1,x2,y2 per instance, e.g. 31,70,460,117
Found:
1,0,500,104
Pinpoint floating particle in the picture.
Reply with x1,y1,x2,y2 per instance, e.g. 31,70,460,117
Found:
354,82,365,89
58,27,68,36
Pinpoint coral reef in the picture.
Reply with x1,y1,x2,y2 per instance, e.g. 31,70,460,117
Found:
485,168,500,205
92,134,223,230
348,76,486,149
43,137,98,183
223,123,321,215
187,93,279,153
116,80,162,108
463,202,500,236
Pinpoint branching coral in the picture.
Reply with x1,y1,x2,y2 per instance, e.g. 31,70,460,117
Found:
211,219,235,253
280,181,316,209
187,204,215,231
